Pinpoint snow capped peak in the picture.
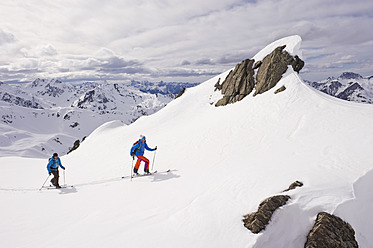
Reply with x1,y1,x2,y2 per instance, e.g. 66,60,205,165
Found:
213,35,304,106
306,72,373,104
253,35,302,62
338,72,363,80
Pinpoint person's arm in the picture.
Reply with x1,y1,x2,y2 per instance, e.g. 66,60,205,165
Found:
145,142,156,151
47,159,52,174
58,158,65,170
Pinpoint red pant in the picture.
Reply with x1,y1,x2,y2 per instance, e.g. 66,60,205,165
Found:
134,156,150,170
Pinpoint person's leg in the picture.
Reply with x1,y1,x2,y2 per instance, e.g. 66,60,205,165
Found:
50,173,55,186
137,156,150,172
54,170,60,187
134,157,142,173
51,171,59,187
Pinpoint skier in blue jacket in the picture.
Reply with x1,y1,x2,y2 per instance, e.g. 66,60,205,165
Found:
47,153,65,188
130,135,157,175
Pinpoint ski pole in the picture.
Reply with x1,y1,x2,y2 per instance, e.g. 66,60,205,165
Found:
39,174,51,191
130,156,134,181
63,169,66,187
151,148,157,171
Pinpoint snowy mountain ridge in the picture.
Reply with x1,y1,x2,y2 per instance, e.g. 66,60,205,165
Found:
0,79,196,157
305,72,373,104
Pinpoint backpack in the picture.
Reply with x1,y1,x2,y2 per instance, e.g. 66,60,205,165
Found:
131,141,140,155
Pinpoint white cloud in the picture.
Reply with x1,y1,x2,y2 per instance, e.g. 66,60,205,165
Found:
0,28,15,45
0,0,372,83
21,44,58,57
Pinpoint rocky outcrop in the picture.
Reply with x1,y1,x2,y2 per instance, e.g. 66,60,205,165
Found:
1,92,43,109
243,195,290,234
274,85,286,94
254,45,304,96
283,180,303,192
337,83,364,100
305,212,358,248
215,59,255,107
215,45,304,106
175,88,186,99
67,139,81,154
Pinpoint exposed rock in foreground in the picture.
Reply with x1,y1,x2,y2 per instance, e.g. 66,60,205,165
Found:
243,195,290,234
215,45,304,106
305,212,358,248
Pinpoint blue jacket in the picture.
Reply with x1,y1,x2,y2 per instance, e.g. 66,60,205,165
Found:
130,137,155,156
47,157,65,173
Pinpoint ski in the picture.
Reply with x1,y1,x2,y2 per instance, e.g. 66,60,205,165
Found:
123,169,171,179
41,185,74,190
132,170,158,178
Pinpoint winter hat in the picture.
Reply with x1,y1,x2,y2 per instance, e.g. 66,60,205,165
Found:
140,135,146,141
53,153,58,157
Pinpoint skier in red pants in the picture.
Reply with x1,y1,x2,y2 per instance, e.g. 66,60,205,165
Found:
130,135,157,175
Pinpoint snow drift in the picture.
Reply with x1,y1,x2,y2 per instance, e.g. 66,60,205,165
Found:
1,35,373,248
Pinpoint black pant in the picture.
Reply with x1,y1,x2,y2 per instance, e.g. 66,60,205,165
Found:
50,170,59,186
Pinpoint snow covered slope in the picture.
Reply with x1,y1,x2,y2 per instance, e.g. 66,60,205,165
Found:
1,35,373,248
0,80,189,157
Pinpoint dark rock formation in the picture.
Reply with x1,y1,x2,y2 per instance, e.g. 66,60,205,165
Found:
337,82,364,100
274,85,286,94
305,212,358,248
243,195,290,234
215,59,255,107
1,93,43,109
254,45,304,96
70,122,79,128
175,88,186,99
214,78,222,91
215,45,304,106
253,61,262,70
283,180,303,192
67,139,81,154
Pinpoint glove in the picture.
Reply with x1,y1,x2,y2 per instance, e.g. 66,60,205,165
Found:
132,155,135,160
62,167,66,170
49,172,52,175
155,146,157,150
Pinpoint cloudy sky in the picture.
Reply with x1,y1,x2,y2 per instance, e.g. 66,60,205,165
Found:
0,0,372,84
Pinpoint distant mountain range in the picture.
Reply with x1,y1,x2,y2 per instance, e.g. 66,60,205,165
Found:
305,72,373,104
0,79,197,157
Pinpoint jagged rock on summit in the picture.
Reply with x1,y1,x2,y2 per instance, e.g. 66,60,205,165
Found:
305,212,358,248
215,44,304,106
254,45,304,96
215,59,255,106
